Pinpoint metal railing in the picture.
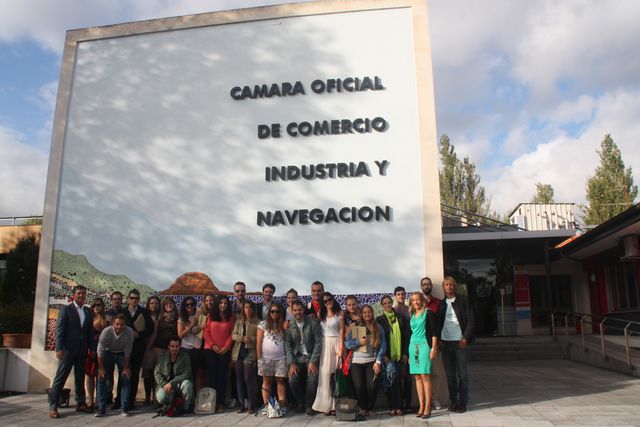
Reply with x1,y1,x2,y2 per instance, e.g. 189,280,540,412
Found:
0,216,42,226
551,311,640,368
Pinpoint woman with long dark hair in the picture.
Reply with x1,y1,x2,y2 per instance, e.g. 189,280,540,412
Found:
85,297,108,410
377,294,410,416
203,295,235,413
256,302,287,413
232,300,259,413
141,295,161,405
344,304,386,418
312,292,345,415
409,292,439,419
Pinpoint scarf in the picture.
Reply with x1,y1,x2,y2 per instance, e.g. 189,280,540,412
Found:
383,310,401,361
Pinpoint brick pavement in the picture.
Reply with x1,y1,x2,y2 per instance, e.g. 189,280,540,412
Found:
1,359,640,426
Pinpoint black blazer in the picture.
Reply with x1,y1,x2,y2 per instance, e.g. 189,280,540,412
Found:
376,311,410,360
123,306,153,344
55,302,93,354
436,295,475,343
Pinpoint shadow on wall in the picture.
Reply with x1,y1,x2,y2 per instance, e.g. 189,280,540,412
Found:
50,8,426,293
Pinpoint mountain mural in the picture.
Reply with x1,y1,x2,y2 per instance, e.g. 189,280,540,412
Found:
159,272,226,295
51,249,155,299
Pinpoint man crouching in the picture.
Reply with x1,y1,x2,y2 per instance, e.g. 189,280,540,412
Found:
154,336,194,413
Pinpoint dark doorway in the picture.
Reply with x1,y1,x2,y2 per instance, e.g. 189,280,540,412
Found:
529,275,573,327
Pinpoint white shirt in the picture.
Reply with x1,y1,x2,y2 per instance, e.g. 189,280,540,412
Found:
295,320,308,356
258,321,285,360
441,297,462,341
74,301,85,327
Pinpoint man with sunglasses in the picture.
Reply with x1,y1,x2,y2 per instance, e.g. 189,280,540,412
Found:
232,281,247,316
284,300,322,415
115,289,152,411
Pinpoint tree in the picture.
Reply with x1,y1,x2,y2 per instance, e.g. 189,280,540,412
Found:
582,134,637,225
439,134,491,216
531,183,554,204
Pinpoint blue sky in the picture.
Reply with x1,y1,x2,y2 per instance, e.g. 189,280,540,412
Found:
1,0,639,218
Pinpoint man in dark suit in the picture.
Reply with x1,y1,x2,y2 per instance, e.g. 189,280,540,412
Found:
117,288,152,411
284,300,322,415
48,285,94,418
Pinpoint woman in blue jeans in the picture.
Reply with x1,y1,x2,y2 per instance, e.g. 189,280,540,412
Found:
344,304,386,419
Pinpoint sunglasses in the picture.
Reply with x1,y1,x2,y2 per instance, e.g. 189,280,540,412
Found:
185,303,195,307
270,310,281,314
129,296,140,300
234,289,245,293
323,299,333,303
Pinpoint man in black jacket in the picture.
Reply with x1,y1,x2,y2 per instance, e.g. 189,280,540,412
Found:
48,285,94,418
437,276,475,413
118,288,152,410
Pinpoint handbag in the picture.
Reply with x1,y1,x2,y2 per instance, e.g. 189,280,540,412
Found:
341,350,354,376
332,366,354,398
267,395,283,418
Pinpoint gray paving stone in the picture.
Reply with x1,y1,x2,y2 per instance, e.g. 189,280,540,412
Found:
2,359,640,426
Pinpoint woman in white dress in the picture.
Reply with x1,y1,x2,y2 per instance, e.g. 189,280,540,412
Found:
312,292,345,415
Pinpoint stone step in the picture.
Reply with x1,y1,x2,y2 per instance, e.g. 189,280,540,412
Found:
468,336,564,360
469,350,565,361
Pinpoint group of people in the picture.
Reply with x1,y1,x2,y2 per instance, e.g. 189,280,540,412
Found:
47,276,474,420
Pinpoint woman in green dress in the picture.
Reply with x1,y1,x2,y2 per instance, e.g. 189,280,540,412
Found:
409,292,439,418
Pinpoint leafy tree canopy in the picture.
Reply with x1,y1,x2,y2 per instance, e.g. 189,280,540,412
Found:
439,134,491,217
582,134,637,225
531,182,555,204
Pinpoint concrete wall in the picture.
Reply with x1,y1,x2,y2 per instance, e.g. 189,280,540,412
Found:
0,348,31,392
30,0,441,392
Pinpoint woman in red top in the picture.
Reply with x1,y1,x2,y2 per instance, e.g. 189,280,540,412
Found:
203,294,235,413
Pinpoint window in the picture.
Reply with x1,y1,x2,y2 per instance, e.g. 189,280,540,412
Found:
609,262,640,311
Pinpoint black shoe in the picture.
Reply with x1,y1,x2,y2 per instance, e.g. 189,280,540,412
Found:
455,406,467,413
447,403,458,412
355,413,366,421
305,408,317,416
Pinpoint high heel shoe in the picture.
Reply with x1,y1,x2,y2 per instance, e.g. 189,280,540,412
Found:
422,409,431,419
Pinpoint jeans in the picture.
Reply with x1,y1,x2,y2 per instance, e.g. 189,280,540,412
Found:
385,360,402,410
156,380,194,410
288,358,319,409
205,349,231,406
441,341,469,408
48,350,87,410
235,357,258,410
350,362,380,411
97,352,130,412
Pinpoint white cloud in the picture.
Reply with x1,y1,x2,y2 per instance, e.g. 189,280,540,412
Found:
0,0,305,54
486,89,640,214
0,125,48,217
512,0,640,104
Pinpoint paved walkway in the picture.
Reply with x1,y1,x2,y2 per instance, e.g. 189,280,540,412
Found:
1,359,640,426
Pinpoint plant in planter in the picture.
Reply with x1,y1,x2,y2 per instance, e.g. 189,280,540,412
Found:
0,233,38,348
